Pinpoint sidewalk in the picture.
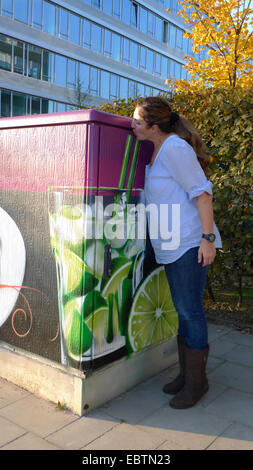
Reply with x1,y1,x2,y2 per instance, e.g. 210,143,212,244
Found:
0,323,253,451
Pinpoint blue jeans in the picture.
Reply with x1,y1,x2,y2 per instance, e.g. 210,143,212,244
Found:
164,247,209,350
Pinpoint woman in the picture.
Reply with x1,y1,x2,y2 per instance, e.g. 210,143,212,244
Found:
131,96,222,409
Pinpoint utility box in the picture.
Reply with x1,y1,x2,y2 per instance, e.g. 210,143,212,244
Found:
0,110,177,413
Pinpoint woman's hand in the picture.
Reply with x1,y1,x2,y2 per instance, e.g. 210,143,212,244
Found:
198,239,216,267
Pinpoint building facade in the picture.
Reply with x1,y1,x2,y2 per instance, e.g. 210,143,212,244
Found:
0,0,194,117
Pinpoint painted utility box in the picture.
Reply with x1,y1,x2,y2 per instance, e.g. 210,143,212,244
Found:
0,109,178,375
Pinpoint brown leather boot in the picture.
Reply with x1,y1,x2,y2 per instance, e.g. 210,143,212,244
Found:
163,336,186,394
169,344,209,409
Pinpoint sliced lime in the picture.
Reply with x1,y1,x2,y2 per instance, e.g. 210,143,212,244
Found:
65,298,93,358
101,257,132,338
61,248,98,296
127,266,178,353
60,205,83,220
81,290,107,319
85,305,109,348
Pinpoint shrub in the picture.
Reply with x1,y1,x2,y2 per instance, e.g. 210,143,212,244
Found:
98,88,253,304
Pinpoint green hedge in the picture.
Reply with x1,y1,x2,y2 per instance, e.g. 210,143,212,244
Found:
99,88,253,304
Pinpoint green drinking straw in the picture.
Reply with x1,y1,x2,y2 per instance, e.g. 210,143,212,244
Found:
118,135,133,189
126,139,140,204
113,134,133,215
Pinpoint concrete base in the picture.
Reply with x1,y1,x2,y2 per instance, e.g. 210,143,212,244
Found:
0,338,177,416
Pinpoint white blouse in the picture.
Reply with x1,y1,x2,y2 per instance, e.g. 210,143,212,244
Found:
144,134,222,264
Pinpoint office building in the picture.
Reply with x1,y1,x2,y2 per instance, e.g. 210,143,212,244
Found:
0,0,194,117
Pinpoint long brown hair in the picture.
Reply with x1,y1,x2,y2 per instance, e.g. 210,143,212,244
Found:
136,96,210,176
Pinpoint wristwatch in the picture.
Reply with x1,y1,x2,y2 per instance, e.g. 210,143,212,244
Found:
202,233,216,243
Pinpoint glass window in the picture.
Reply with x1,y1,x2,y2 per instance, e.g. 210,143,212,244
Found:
32,0,42,30
175,61,181,79
44,1,56,36
90,67,99,95
13,92,26,116
170,59,175,78
42,98,49,114
79,63,90,92
111,33,121,61
67,59,77,88
161,56,168,80
120,76,128,99
131,2,138,28
155,53,161,77
104,30,112,57
155,17,163,42
163,22,168,43
177,29,183,50
169,24,176,48
100,70,110,99
13,40,24,74
55,54,67,87
92,0,100,8
1,0,13,18
91,24,102,53
110,74,119,100
136,82,144,97
183,35,189,55
59,9,68,40
69,13,80,45
123,38,130,65
147,12,154,37
42,50,53,82
122,0,131,25
147,49,154,75
83,20,91,48
14,0,28,23
0,35,12,71
1,89,11,117
140,46,146,71
103,0,112,16
139,7,147,34
144,85,151,96
113,0,120,19
31,96,40,114
128,80,136,98
28,45,42,79
130,41,138,68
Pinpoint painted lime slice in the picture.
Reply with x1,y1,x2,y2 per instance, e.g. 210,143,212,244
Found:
127,266,178,352
62,248,98,296
64,298,93,358
100,257,132,338
85,305,109,348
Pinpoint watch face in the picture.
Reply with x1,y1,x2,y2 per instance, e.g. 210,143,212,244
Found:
203,233,216,242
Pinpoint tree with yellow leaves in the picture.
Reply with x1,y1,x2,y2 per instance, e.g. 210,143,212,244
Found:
167,0,253,89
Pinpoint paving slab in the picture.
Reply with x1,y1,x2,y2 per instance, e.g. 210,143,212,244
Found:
136,403,232,450
82,422,165,450
1,432,61,450
46,410,120,450
0,415,26,447
207,423,253,450
0,394,78,438
205,389,253,428
208,337,239,359
99,374,170,425
208,362,253,393
0,378,30,409
222,344,253,368
223,330,253,348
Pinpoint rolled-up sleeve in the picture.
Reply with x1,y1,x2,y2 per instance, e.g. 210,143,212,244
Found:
162,139,213,200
